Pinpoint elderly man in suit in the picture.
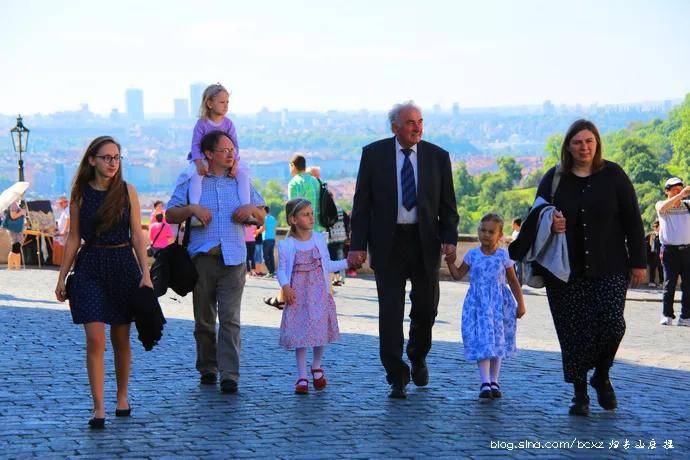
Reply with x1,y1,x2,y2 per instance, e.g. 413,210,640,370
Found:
349,101,459,398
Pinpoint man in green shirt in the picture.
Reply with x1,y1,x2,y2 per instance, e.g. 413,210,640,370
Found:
288,154,324,233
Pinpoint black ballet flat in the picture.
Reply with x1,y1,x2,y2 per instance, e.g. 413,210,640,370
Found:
115,404,131,417
88,417,105,429
568,394,590,416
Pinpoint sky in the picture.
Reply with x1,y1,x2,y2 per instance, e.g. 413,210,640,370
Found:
1,0,689,115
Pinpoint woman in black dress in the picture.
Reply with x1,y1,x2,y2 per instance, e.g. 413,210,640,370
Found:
536,120,646,416
54,136,152,428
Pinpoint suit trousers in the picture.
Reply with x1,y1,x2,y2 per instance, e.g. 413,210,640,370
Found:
374,224,440,386
192,253,246,381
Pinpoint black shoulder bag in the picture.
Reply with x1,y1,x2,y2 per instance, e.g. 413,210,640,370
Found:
150,214,198,298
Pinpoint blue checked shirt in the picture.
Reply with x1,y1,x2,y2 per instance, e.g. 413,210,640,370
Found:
166,174,265,266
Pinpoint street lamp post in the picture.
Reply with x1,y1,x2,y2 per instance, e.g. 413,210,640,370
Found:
10,114,30,182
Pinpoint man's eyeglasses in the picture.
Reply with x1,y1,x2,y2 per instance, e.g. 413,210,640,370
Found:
212,148,233,155
95,155,122,164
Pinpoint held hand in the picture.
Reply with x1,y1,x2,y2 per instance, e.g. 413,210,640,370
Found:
441,244,457,257
55,279,67,302
233,205,264,224
444,252,457,264
281,285,297,306
551,210,566,234
194,160,209,176
191,204,212,226
347,250,366,268
228,162,239,179
629,268,647,288
516,302,526,319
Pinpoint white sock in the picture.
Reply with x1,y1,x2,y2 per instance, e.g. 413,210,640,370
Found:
295,348,308,380
490,357,502,386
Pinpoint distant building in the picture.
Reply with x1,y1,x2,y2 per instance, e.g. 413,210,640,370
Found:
109,108,121,121
542,100,555,115
190,82,205,117
174,98,189,119
452,103,460,118
126,88,144,122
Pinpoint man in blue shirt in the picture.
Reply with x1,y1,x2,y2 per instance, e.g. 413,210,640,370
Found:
166,130,265,394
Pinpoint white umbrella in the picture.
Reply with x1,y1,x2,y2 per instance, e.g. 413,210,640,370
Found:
0,181,30,214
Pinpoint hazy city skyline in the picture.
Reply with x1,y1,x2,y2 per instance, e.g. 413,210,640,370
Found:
2,0,689,115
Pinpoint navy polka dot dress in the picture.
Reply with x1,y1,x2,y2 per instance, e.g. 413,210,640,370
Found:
68,185,141,325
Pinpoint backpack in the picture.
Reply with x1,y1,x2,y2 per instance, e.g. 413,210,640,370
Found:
317,179,338,229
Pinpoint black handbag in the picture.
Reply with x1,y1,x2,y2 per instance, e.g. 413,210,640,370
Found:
150,217,198,297
146,224,166,257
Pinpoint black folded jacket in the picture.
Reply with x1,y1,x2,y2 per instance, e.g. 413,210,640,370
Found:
128,286,166,351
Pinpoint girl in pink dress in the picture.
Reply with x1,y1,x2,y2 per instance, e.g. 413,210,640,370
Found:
276,198,353,394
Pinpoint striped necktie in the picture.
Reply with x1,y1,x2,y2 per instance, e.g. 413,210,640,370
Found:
401,148,417,211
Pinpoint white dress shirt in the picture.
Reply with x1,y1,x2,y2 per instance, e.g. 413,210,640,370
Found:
395,138,419,224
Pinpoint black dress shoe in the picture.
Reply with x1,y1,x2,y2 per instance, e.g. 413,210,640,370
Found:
568,394,590,416
411,360,429,387
388,383,407,399
590,375,617,410
220,379,238,394
115,404,131,417
200,372,217,385
88,417,105,429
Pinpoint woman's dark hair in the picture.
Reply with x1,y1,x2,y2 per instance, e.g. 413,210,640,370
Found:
153,200,163,208
512,218,522,227
200,130,234,156
560,119,604,172
70,136,128,236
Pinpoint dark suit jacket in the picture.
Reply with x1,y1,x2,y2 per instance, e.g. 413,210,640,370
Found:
350,137,459,272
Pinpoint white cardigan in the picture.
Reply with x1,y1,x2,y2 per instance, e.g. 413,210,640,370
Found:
276,233,348,291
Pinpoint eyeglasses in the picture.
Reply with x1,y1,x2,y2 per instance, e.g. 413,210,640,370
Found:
212,148,233,155
95,155,122,164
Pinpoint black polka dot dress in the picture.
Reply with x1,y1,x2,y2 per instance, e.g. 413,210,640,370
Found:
68,185,141,325
545,274,628,384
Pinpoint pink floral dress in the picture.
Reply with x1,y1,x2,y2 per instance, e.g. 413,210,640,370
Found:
279,247,340,349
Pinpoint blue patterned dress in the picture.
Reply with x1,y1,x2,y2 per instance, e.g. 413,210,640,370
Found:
461,247,517,361
68,184,141,325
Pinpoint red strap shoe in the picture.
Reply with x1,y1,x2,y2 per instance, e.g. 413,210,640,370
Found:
311,368,327,390
294,378,309,394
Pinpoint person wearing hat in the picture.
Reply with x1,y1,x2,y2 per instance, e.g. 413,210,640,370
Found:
656,177,690,326
52,196,70,265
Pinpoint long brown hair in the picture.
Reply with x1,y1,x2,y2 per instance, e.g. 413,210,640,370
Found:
560,119,604,172
70,136,128,235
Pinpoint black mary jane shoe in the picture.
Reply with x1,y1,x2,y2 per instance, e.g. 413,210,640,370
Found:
590,375,617,410
478,383,493,402
88,416,105,429
568,394,590,416
115,404,132,417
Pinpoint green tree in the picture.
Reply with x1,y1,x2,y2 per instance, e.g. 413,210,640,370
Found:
453,162,477,202
543,133,564,170
620,138,666,185
496,156,523,186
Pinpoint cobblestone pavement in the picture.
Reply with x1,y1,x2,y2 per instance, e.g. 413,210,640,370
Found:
1,268,688,458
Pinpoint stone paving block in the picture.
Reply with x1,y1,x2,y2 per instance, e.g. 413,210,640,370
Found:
1,269,690,458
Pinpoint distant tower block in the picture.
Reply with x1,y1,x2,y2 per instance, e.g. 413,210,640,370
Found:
126,88,144,121
190,82,206,117
542,100,555,115
174,98,189,119
452,102,460,118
